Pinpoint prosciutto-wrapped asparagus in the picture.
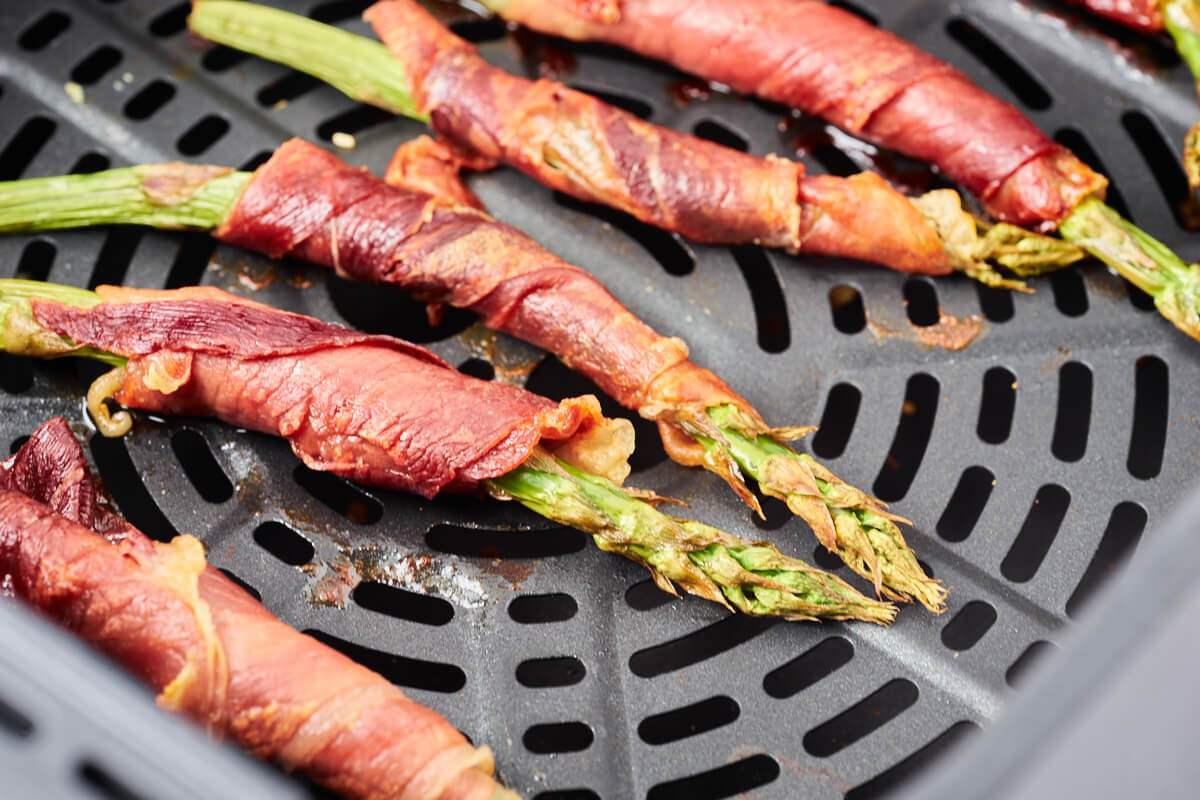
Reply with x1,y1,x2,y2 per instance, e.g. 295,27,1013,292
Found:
0,417,517,800
0,279,900,623
0,137,944,610
189,0,1087,288
462,0,1200,340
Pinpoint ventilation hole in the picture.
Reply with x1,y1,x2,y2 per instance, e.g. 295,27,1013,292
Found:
553,192,696,276
646,754,780,800
1066,501,1147,619
1006,640,1056,688
71,44,122,86
77,760,145,800
164,232,218,289
352,580,454,626
829,285,866,334
752,495,793,531
940,600,997,651
524,722,594,754
87,228,143,289
0,116,57,181
169,429,233,503
1048,269,1088,317
569,85,651,119
457,357,495,381
1001,484,1071,583
903,279,940,326
811,383,861,459
763,636,854,699
1128,285,1155,311
316,104,394,141
804,678,919,757
310,0,371,24
977,367,1016,444
845,721,980,800
873,374,939,502
811,142,860,177
426,523,588,560
516,656,586,688
945,18,1051,109
201,44,248,72
629,616,777,678
936,466,995,543
9,436,31,455
692,120,748,152
253,521,315,566
305,629,466,692
239,150,273,172
176,114,230,156
732,246,789,352
1121,110,1191,230
828,0,878,25
218,568,262,602
258,71,322,107
147,2,188,37
975,284,1014,323
533,791,600,800
0,695,33,738
15,240,55,284
625,578,675,611
69,152,110,175
1054,127,1133,221
525,355,667,472
327,275,476,343
812,544,845,571
1128,356,1168,479
292,464,382,524
123,80,176,120
509,593,578,624
1051,361,1092,462
450,17,509,43
638,695,740,746
19,11,71,51
90,433,180,543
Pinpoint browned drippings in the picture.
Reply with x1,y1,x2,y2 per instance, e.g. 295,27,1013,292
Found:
784,114,939,195
511,27,578,79
867,309,985,351
667,77,713,108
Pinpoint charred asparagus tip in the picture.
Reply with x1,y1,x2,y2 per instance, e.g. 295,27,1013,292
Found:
488,449,897,624
696,405,946,613
188,0,428,123
1059,198,1200,341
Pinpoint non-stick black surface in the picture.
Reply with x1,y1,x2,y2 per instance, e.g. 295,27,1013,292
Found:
1,1,1198,798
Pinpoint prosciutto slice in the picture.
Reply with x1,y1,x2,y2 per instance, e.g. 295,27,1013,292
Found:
1064,0,1164,33
30,287,624,497
363,0,952,274
0,418,517,800
482,0,1108,228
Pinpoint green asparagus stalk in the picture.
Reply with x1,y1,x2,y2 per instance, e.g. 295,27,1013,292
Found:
1059,197,1200,339
1164,0,1200,101
0,279,895,624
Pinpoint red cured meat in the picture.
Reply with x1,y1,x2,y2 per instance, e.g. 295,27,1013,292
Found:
0,419,513,800
31,288,610,498
1063,0,1164,33
487,0,1108,228
216,138,754,430
364,0,952,273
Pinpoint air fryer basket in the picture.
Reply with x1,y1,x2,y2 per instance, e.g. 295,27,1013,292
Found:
2,1,1198,798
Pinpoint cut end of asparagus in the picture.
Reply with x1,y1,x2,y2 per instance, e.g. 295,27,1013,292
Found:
0,165,250,233
0,279,122,364
487,449,897,624
698,405,946,614
1059,197,1200,341
912,189,1084,292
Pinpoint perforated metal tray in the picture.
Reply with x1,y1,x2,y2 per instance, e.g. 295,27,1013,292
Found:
1,1,1199,798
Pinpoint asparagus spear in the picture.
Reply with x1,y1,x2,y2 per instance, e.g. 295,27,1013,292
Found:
0,278,896,624
187,0,1079,290
0,156,947,611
